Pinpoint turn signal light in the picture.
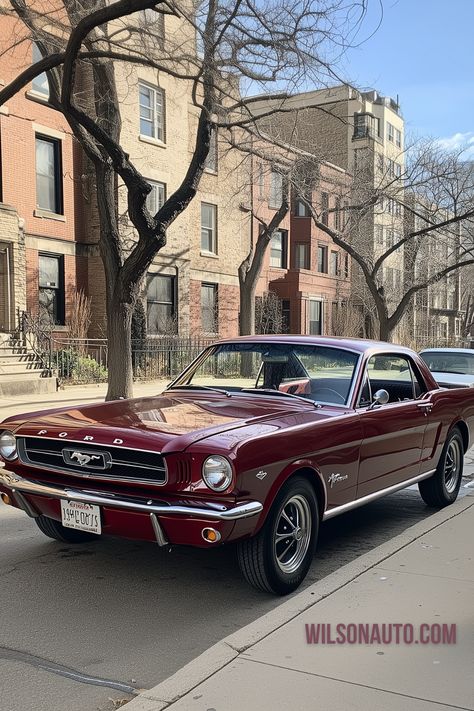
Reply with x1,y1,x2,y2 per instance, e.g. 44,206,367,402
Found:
1,493,12,506
202,527,221,543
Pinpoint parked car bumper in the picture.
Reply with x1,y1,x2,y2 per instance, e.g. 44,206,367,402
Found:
0,469,263,547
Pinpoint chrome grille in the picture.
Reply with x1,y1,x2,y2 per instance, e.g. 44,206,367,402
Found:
17,437,167,485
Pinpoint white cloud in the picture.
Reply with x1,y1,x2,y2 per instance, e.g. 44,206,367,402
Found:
436,132,474,158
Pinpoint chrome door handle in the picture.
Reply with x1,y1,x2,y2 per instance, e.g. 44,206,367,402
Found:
417,401,433,414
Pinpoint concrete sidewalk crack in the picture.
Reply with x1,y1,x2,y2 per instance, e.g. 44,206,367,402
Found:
0,645,142,696
243,657,473,710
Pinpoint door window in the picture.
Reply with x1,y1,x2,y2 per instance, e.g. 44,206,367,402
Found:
359,353,426,406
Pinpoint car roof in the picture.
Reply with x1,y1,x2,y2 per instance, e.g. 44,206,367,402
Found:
420,348,474,355
215,334,416,355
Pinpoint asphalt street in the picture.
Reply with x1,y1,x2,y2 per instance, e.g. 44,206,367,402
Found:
0,464,473,711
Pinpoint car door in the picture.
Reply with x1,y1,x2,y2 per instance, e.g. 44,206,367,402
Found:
356,353,429,498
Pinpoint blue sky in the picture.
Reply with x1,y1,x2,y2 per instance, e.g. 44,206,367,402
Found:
340,0,474,153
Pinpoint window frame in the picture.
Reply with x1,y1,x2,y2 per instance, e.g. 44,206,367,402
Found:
269,170,283,209
201,282,218,334
294,242,310,270
201,202,218,254
317,244,328,273
35,134,63,215
146,273,177,335
309,299,323,335
38,253,65,325
146,180,166,215
139,82,166,142
31,43,49,98
269,229,288,269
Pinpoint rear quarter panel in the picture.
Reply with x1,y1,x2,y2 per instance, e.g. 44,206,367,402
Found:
423,387,474,471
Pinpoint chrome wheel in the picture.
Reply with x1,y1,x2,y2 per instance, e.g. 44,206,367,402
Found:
274,494,312,574
444,438,461,494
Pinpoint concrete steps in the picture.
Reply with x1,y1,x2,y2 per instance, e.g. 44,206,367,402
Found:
0,334,57,398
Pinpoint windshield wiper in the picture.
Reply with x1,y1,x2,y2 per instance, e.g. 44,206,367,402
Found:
167,384,231,396
239,388,320,407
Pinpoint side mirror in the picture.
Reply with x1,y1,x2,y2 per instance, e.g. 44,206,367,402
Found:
368,388,389,409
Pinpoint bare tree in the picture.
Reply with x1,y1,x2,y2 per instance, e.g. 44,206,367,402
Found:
290,141,474,342
0,0,371,397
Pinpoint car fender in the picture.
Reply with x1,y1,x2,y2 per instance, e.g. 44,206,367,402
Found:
252,457,327,535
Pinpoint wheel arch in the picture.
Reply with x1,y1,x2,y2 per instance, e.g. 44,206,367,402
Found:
451,419,469,453
254,462,327,535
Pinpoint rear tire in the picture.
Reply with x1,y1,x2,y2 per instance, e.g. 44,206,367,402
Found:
237,476,319,595
35,515,100,543
418,428,464,508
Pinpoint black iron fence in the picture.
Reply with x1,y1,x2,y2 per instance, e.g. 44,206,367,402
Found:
48,336,216,384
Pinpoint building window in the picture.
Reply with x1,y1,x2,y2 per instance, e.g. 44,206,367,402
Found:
295,243,310,270
387,158,401,178
375,224,384,245
321,192,329,226
201,202,217,253
395,128,402,148
146,274,176,334
139,8,165,44
270,230,287,268
269,171,283,208
205,128,218,172
330,250,340,276
317,245,328,273
201,283,218,333
309,300,322,335
344,253,350,278
387,121,394,143
31,43,49,97
295,198,310,217
257,163,265,199
139,83,165,141
38,254,64,325
146,180,166,215
334,197,342,230
353,112,379,139
35,135,63,214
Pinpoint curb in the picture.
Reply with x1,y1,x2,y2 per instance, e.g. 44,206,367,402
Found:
125,492,474,710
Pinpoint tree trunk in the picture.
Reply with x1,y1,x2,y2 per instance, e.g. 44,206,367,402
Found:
105,297,134,400
377,316,393,342
239,277,256,336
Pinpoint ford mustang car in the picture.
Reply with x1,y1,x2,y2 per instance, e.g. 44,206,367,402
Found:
1,336,473,595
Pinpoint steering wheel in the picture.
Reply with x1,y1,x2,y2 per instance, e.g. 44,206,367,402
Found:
311,387,345,404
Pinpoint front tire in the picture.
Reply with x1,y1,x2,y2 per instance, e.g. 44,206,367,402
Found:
35,515,100,543
237,476,319,595
418,428,464,507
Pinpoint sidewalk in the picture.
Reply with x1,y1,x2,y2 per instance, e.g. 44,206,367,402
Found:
125,493,474,711
0,380,169,421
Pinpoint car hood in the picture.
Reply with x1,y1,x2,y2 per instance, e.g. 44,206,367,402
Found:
3,390,335,454
430,372,474,388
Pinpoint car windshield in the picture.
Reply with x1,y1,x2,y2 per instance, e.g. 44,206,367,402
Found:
169,342,359,405
420,351,474,376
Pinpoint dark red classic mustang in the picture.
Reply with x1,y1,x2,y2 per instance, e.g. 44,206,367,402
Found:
1,336,473,594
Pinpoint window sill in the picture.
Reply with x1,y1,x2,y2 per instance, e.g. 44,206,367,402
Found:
34,209,66,222
200,250,219,259
204,168,218,176
138,135,166,149
26,90,51,106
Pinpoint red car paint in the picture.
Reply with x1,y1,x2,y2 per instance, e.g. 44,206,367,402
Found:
1,336,473,549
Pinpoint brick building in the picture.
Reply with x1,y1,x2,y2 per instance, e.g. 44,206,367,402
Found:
0,19,86,334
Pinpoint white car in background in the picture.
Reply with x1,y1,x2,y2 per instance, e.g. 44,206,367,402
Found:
419,348,474,389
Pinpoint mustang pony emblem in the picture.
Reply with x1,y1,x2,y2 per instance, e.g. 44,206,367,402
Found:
69,452,101,467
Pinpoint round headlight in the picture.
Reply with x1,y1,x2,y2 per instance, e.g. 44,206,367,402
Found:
0,431,17,461
202,455,233,492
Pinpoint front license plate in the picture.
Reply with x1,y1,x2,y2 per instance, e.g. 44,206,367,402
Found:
60,500,101,535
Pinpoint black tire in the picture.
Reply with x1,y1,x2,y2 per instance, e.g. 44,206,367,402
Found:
418,428,464,508
35,515,100,543
237,476,319,595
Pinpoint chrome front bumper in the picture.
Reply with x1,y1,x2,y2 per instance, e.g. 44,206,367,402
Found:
0,470,263,521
